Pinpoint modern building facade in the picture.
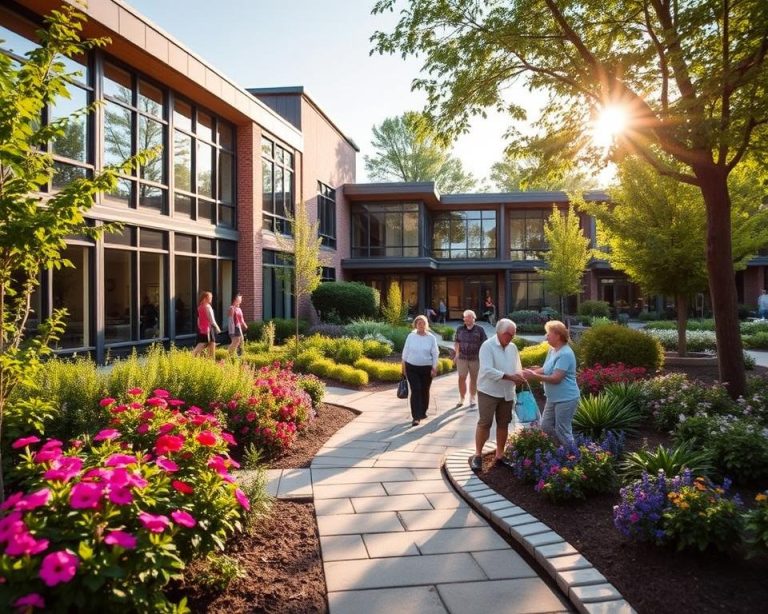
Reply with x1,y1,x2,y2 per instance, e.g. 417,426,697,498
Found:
4,0,767,363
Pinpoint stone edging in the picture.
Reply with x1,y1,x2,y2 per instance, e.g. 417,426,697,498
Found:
443,448,636,614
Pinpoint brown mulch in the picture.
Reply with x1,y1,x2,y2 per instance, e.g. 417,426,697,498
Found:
177,365,768,613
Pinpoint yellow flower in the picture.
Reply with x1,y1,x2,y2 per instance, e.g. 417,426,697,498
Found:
679,502,690,510
756,493,767,503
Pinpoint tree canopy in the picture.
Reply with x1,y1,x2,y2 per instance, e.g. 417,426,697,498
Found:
372,0,768,396
364,111,477,192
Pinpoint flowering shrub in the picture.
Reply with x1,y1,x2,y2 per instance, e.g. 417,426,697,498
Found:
536,465,588,501
0,389,250,612
664,476,743,552
642,329,718,352
613,471,670,543
577,363,647,396
743,491,768,557
639,373,734,430
217,364,314,459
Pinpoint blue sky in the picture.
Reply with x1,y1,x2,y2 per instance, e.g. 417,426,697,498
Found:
126,0,531,185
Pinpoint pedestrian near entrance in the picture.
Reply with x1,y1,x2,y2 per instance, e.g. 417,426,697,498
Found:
453,309,487,407
759,289,768,320
401,315,439,426
470,319,526,471
438,299,447,323
483,292,496,326
227,293,248,356
524,320,580,446
192,291,221,359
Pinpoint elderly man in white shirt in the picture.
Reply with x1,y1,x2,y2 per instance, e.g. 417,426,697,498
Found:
469,318,526,471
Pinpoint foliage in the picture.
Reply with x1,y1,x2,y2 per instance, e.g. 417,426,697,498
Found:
371,0,768,398
743,491,768,558
639,374,733,431
620,443,714,482
334,338,365,365
613,471,671,543
295,374,325,409
364,111,476,192
577,363,647,396
577,301,611,319
601,381,645,415
380,283,408,326
353,358,402,382
577,324,664,371
538,205,591,316
573,394,642,439
705,417,768,484
307,323,347,339
488,156,594,192
311,283,378,323
519,342,549,368
193,553,245,589
742,332,768,350
508,310,548,324
344,319,410,352
642,329,717,353
0,389,249,611
361,338,393,359
431,324,454,341
504,428,557,483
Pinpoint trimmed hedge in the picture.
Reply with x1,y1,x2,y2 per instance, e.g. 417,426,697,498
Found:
312,282,378,322
577,324,664,371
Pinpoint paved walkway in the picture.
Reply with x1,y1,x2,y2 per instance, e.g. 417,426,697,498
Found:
266,373,635,614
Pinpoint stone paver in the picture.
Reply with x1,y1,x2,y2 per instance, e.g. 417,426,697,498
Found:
328,586,447,614
438,578,570,613
275,468,312,498
319,535,368,561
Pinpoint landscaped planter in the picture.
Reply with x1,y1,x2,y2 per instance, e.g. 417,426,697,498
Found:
663,351,718,367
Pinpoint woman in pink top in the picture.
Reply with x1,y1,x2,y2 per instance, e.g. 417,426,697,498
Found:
192,291,221,358
227,293,248,356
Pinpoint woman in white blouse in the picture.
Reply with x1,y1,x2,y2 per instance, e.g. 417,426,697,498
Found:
401,315,439,426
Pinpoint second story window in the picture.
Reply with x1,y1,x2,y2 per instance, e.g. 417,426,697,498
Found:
262,137,294,236
318,182,336,248
432,210,496,259
508,209,550,260
351,203,419,258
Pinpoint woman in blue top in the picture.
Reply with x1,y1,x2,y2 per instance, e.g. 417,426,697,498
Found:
523,320,580,446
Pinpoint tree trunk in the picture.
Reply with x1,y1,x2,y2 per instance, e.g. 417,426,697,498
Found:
696,166,746,398
675,294,688,357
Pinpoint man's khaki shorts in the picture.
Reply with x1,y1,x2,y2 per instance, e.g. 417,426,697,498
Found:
456,357,479,380
477,391,514,428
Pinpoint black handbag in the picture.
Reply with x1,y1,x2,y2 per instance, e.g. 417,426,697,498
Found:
396,376,409,399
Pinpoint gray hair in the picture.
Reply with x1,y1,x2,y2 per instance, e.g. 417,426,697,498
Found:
496,318,516,335
462,309,477,319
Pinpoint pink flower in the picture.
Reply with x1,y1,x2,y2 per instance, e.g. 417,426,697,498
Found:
127,387,143,396
0,492,24,511
138,512,170,533
156,457,179,473
171,510,196,528
13,593,45,610
234,488,250,511
0,511,24,542
146,397,167,407
105,453,138,467
155,434,184,455
168,399,185,407
39,550,79,586
153,388,171,398
107,487,133,506
136,423,150,435
221,432,237,446
172,480,194,495
110,404,128,414
104,530,137,549
43,457,83,482
5,528,49,557
94,429,120,442
16,489,51,511
11,435,41,449
99,397,116,407
69,482,104,510
196,431,217,446
158,422,176,434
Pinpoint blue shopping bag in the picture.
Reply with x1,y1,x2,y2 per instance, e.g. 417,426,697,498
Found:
515,386,539,423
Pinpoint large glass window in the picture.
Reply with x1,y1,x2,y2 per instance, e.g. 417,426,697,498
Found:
262,138,294,235
318,182,336,248
508,210,550,260
433,210,496,259
510,272,555,311
174,254,195,335
53,245,90,349
263,250,294,320
351,203,420,258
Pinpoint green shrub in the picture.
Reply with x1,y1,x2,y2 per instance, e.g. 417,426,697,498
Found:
432,324,455,341
380,283,409,325
578,300,611,318
573,394,642,439
513,336,536,350
243,351,286,370
509,310,547,324
330,364,369,386
520,342,549,368
603,381,645,413
741,320,768,335
312,282,378,322
707,418,768,484
245,320,264,342
271,318,309,343
515,322,546,334
637,311,661,321
578,324,664,371
344,320,410,352
335,338,365,364
362,338,393,358
743,491,768,557
297,374,326,408
308,358,335,378
743,332,768,350
354,357,401,381
620,443,714,481
294,348,325,371
640,374,733,431
437,357,454,374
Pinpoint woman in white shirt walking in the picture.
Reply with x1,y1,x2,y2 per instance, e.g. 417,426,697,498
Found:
401,315,439,426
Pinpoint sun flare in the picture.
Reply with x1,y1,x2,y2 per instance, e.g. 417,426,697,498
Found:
591,105,628,150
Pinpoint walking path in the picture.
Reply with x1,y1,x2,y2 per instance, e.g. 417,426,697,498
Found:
266,372,635,614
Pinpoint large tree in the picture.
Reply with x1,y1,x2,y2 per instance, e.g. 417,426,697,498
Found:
364,111,477,192
489,157,596,192
580,155,768,356
372,0,768,397
538,205,592,319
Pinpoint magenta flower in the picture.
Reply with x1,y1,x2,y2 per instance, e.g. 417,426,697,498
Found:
11,435,41,449
0,511,24,542
153,388,171,398
234,488,250,511
138,511,170,533
99,397,116,407
5,528,49,557
136,423,150,435
39,550,79,587
196,431,217,446
104,530,137,549
158,422,176,434
171,510,197,528
146,397,168,407
44,456,83,482
156,457,179,472
127,387,143,396
108,487,133,506
13,593,45,610
0,492,24,511
94,429,121,442
221,432,237,446
155,434,184,455
16,488,51,511
168,399,185,407
105,453,138,467
69,482,104,510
